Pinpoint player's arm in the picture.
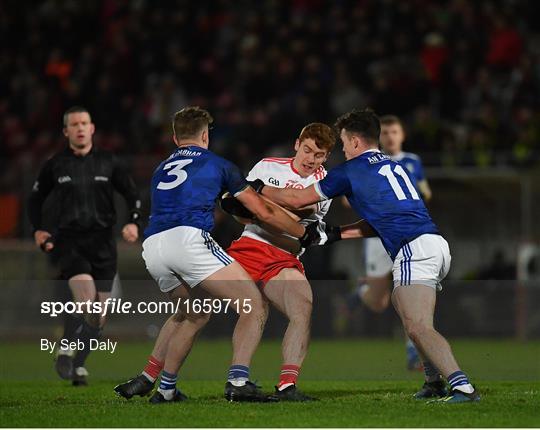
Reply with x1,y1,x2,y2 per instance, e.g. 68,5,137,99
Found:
252,162,351,211
299,218,377,248
28,159,55,251
288,203,318,219
339,219,377,239
257,183,322,210
111,155,142,242
417,179,432,202
414,158,432,202
236,187,305,238
224,161,305,239
245,160,318,217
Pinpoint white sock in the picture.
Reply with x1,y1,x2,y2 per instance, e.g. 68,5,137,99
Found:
454,384,474,394
229,377,248,387
141,371,156,383
278,383,294,391
158,387,176,400
57,346,74,357
358,284,369,299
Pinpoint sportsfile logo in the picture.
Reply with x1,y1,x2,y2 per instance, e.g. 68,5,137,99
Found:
40,298,252,317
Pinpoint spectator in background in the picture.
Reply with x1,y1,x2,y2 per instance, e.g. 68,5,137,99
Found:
0,0,538,179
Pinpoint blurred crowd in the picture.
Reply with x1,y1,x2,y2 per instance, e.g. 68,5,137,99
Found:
1,0,540,175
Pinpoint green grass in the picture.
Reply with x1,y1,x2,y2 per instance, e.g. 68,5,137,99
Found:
1,339,539,427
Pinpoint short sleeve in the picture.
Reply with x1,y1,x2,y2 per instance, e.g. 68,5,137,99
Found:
223,160,249,197
246,161,264,181
415,158,425,182
315,164,351,200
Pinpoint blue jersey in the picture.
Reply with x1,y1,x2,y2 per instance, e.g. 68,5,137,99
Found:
315,150,439,260
390,151,425,183
145,146,248,238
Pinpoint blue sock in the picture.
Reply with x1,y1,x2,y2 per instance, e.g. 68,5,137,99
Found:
406,339,419,361
423,361,441,382
228,365,249,383
447,370,473,393
159,370,177,392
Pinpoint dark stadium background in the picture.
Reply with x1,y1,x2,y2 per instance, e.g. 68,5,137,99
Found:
0,0,539,343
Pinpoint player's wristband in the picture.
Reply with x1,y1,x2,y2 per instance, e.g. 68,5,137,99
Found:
248,179,265,194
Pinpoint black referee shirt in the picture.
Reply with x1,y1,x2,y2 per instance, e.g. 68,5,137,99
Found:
28,145,141,233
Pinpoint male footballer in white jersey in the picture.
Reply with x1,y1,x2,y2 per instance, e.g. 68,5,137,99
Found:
226,123,336,401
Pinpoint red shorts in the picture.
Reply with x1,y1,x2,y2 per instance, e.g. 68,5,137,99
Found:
227,237,305,286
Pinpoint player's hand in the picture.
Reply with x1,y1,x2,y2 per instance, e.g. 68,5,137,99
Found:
34,230,54,252
247,179,265,194
299,221,342,248
122,223,139,243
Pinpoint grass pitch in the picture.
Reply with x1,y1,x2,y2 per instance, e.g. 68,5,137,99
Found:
1,339,539,427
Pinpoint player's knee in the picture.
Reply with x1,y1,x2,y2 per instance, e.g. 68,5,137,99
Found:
248,295,266,317
289,312,311,328
369,297,390,313
172,312,187,324
403,321,429,343
261,300,270,323
239,293,266,322
185,311,211,329
196,311,211,328
287,297,312,325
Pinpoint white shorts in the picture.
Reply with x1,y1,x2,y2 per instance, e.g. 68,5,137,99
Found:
142,226,234,292
392,234,451,291
364,237,393,277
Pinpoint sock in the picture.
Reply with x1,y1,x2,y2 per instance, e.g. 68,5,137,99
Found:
158,371,177,400
73,321,102,368
63,314,84,343
358,283,369,299
142,355,163,383
227,365,249,386
447,370,474,394
406,338,419,361
278,364,300,390
423,361,442,383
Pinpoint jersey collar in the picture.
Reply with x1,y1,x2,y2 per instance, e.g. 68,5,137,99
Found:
290,158,300,175
359,148,381,156
389,151,405,161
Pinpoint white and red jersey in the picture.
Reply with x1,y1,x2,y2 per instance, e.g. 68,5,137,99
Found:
242,157,332,255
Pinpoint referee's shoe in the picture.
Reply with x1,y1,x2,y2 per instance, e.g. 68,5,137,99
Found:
55,349,74,380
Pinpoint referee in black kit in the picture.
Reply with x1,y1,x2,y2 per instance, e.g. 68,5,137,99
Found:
28,106,141,386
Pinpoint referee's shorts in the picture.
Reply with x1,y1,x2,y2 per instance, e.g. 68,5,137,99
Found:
51,228,117,292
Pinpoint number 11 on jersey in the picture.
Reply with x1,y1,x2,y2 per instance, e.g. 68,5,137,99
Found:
378,164,420,200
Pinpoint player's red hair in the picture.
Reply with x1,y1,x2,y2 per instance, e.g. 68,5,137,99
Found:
298,123,336,153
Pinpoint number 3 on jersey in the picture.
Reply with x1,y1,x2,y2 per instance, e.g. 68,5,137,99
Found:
157,159,193,190
378,164,419,200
